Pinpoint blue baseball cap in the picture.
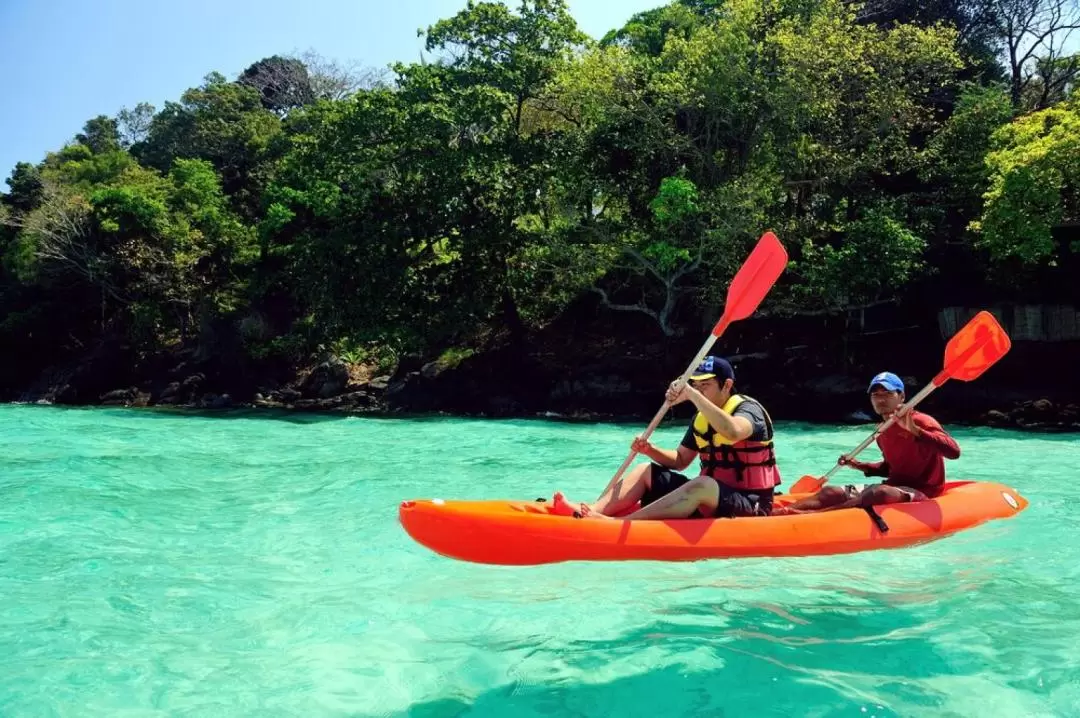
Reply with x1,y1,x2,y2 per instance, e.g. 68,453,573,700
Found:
867,371,904,393
690,356,735,382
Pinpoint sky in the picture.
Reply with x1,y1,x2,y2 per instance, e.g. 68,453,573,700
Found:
0,0,663,181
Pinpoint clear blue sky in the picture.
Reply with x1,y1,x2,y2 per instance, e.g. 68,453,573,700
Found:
0,0,662,181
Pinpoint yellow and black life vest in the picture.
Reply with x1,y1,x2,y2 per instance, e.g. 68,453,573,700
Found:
691,394,781,490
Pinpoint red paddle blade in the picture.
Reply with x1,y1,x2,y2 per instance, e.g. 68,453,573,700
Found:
791,475,825,494
712,231,788,336
939,310,1012,384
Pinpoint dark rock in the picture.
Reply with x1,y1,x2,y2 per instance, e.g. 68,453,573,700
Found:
384,372,419,398
302,357,349,399
316,396,343,409
369,375,391,391
274,388,302,402
181,374,205,394
1032,398,1054,413
100,388,137,405
340,390,372,408
52,383,78,404
159,382,181,401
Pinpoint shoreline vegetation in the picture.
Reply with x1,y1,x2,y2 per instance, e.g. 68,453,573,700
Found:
3,1,1078,433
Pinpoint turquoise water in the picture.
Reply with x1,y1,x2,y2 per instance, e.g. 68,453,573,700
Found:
1,404,1078,717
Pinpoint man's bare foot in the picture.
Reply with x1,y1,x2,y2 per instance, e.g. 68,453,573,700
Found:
550,492,577,516
551,492,609,519
551,492,595,517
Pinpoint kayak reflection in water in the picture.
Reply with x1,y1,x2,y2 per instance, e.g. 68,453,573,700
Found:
551,356,781,520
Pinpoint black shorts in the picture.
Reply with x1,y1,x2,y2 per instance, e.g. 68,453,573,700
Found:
641,462,774,518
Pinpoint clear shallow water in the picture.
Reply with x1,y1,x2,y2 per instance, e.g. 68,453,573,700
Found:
1,404,1077,717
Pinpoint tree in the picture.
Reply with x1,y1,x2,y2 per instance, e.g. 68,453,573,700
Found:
851,0,1005,82
75,116,121,154
544,0,963,327
4,180,122,308
238,55,316,114
2,162,44,213
599,1,712,56
990,0,1080,109
414,0,590,339
116,103,156,148
973,97,1079,265
133,72,284,212
293,49,388,99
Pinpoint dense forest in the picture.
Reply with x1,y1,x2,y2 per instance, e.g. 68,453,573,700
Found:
2,0,1078,428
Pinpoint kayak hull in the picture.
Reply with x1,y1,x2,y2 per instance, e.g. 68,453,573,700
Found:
398,481,1028,565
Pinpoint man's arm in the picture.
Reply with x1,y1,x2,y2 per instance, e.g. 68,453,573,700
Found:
636,428,699,470
840,455,889,477
911,413,962,459
860,460,890,477
686,388,754,443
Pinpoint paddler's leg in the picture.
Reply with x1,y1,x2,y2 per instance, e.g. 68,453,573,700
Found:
829,483,924,507
553,462,661,517
552,463,688,517
771,485,851,515
797,484,928,514
587,462,658,515
596,476,719,521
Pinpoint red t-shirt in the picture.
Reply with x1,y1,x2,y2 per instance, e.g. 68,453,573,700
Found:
861,411,961,497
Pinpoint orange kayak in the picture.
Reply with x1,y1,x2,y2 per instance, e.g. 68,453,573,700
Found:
398,481,1028,565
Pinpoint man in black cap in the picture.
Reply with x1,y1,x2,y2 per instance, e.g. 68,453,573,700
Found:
551,355,781,520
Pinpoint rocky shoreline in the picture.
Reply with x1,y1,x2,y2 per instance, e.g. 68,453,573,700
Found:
14,353,1080,433
9,294,1080,433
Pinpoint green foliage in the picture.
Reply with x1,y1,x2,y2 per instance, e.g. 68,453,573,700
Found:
790,204,926,310
2,0,1078,392
435,346,477,371
600,1,710,56
974,98,1080,265
650,175,700,227
2,163,44,213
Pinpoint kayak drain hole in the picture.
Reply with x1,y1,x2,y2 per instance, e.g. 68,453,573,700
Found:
1002,492,1018,510
401,501,415,510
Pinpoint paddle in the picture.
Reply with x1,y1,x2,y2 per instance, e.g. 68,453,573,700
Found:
601,231,788,497
790,310,1012,494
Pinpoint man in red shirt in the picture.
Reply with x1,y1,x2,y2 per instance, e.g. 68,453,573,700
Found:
775,371,961,514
